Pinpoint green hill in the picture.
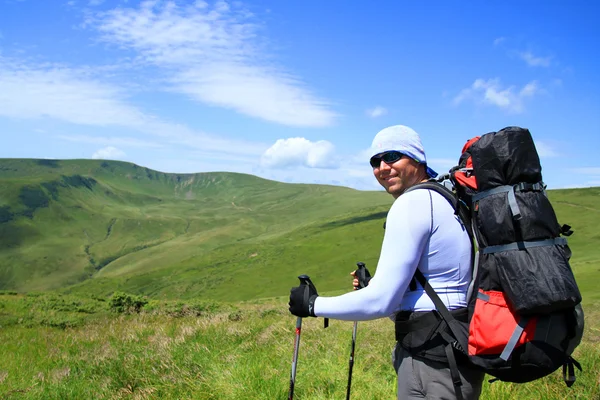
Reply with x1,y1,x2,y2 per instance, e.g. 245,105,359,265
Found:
0,158,392,296
1,158,599,306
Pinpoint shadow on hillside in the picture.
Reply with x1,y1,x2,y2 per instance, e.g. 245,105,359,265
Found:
320,211,388,229
0,224,38,249
36,159,60,168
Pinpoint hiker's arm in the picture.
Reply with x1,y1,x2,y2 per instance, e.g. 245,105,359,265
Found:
314,190,431,321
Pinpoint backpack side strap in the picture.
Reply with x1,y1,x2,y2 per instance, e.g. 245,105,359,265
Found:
482,237,568,254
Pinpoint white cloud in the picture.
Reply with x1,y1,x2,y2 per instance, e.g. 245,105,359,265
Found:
570,167,600,176
92,146,126,160
493,37,505,46
534,141,558,158
90,1,336,127
260,137,337,169
519,81,540,97
453,78,541,113
254,164,382,191
366,106,387,118
519,51,552,67
0,60,147,127
57,134,163,148
0,57,267,158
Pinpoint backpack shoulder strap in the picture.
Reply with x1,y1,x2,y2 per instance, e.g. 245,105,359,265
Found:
404,181,472,239
402,181,472,399
413,269,468,352
403,181,473,350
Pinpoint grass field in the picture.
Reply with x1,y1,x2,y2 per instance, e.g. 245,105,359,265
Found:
0,292,597,399
1,159,599,399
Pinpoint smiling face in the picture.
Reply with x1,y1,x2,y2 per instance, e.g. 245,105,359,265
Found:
371,152,428,198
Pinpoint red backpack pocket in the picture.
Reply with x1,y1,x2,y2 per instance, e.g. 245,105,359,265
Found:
468,289,537,357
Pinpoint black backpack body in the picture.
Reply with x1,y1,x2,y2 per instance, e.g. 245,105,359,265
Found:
403,126,584,390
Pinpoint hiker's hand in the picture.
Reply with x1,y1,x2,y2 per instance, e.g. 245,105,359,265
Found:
289,280,318,318
351,266,371,290
351,271,360,290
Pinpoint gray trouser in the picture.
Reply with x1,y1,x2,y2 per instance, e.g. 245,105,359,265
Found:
393,343,484,400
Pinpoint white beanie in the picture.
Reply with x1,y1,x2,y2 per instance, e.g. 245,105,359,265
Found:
370,125,438,178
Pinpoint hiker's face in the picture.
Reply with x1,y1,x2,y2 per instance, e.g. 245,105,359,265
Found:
371,153,424,198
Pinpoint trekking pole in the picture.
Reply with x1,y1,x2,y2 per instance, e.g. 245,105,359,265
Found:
346,262,369,400
288,274,314,400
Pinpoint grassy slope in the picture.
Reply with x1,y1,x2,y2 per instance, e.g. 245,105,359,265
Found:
0,159,599,399
548,187,600,304
64,185,600,303
1,159,598,303
0,158,392,294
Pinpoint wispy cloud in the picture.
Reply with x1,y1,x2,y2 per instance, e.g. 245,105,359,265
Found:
453,78,541,113
534,141,559,158
563,168,600,189
260,137,337,169
570,167,600,176
493,37,505,46
57,134,163,148
519,51,552,67
92,146,126,160
366,106,387,118
0,59,147,126
0,57,267,157
90,1,336,127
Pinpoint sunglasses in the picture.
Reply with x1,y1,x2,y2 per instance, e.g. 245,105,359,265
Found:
369,151,405,168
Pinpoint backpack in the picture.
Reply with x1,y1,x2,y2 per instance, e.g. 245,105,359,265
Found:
402,126,584,395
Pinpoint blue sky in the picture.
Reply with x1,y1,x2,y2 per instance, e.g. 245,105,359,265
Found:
1,0,599,190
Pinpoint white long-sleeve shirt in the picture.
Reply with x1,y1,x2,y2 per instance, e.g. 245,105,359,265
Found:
314,187,472,321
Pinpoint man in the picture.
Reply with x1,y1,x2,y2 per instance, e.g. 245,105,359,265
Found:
288,125,485,399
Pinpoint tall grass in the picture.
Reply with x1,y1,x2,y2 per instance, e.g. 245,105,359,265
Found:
0,293,598,399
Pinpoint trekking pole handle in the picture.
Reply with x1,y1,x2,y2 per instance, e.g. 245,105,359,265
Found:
298,274,313,287
355,262,369,289
289,275,312,400
298,274,328,328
